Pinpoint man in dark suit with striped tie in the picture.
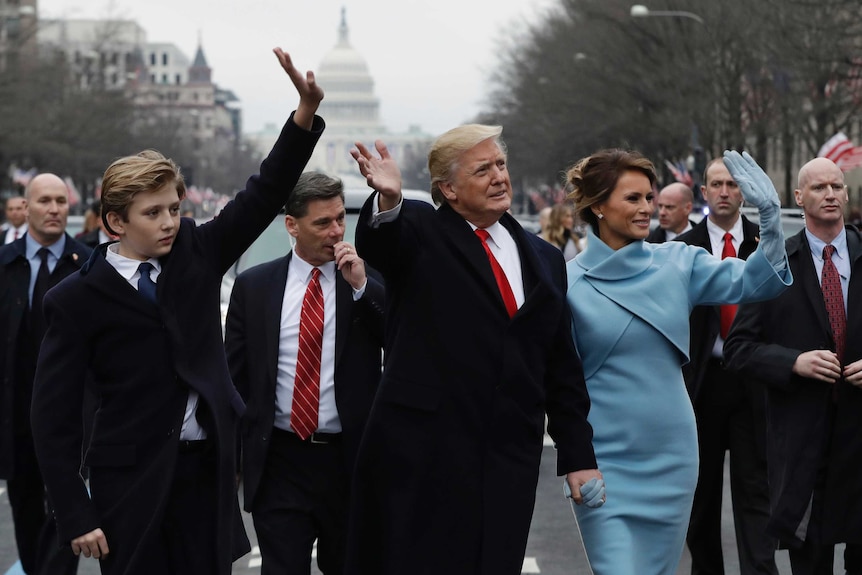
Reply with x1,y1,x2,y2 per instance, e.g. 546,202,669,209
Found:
225,171,384,574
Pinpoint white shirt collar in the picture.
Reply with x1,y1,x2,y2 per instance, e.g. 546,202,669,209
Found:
291,252,336,284
706,215,744,252
105,243,161,282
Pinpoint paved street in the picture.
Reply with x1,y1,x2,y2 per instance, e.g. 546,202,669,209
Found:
1,441,843,574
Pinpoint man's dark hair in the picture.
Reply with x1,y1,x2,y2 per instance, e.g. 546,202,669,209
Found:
285,172,344,218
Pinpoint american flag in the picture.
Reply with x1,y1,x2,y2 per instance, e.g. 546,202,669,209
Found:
664,160,693,187
817,132,862,172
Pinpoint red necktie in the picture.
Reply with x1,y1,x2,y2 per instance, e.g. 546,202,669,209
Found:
291,268,324,439
821,245,845,363
719,232,738,339
475,229,518,318
13,229,18,241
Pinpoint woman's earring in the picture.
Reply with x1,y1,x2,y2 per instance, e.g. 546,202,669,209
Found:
597,213,604,220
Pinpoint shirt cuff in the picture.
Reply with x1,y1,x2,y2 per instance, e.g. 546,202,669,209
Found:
369,192,403,228
352,280,367,301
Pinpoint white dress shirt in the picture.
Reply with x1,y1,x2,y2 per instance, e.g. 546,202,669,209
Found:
105,244,206,441
275,255,342,434
706,216,744,357
5,223,27,244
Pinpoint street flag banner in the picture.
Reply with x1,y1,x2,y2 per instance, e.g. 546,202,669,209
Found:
817,132,862,171
63,177,81,207
665,160,693,187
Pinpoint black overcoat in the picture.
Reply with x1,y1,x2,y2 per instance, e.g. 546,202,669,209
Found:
0,234,90,478
346,197,596,575
724,226,862,546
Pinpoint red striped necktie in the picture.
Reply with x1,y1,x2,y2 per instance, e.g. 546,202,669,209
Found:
291,267,324,439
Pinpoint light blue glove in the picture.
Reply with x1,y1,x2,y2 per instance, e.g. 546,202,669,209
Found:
563,477,606,508
722,150,786,270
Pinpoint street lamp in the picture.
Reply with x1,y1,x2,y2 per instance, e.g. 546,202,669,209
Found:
630,4,704,25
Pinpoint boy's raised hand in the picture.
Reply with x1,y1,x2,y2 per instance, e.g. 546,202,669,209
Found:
273,48,324,130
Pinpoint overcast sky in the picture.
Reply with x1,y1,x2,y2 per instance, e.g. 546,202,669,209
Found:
39,0,555,137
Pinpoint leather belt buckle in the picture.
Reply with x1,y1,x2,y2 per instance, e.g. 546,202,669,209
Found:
309,432,340,445
310,432,329,444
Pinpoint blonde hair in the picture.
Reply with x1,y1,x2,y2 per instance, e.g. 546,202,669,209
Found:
428,124,506,205
101,150,186,235
566,149,656,235
545,203,574,248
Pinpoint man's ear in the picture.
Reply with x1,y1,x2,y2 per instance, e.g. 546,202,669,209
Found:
285,215,299,238
439,181,457,202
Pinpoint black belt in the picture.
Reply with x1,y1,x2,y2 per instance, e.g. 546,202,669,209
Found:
272,426,341,445
178,439,211,453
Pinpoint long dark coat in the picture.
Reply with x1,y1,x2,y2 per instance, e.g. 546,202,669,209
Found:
725,225,862,546
30,113,323,575
346,198,596,575
0,234,90,478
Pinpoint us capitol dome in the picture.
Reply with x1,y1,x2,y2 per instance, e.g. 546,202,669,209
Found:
315,8,382,134
301,8,432,186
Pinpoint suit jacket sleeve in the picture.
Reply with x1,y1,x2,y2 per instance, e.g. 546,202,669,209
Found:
196,112,324,275
723,299,800,391
353,267,385,342
30,290,100,543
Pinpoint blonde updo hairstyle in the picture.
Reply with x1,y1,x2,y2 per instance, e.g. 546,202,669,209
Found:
566,148,656,236
428,124,506,206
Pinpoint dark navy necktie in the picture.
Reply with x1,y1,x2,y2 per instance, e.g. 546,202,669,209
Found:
30,247,52,344
137,262,157,303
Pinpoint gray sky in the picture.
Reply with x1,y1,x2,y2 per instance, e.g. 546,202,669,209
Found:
39,0,554,137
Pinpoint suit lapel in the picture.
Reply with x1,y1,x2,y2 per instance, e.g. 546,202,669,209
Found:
264,255,291,394
738,216,760,259
84,252,160,319
436,204,510,316
791,232,833,339
499,213,548,318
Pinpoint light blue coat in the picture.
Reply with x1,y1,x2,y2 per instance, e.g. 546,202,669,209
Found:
566,231,791,575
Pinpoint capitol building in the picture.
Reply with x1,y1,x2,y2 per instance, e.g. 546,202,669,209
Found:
247,10,433,188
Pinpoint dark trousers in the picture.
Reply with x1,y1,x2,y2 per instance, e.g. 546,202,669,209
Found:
789,543,862,575
688,360,778,575
251,428,349,575
6,434,79,575
97,440,218,575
